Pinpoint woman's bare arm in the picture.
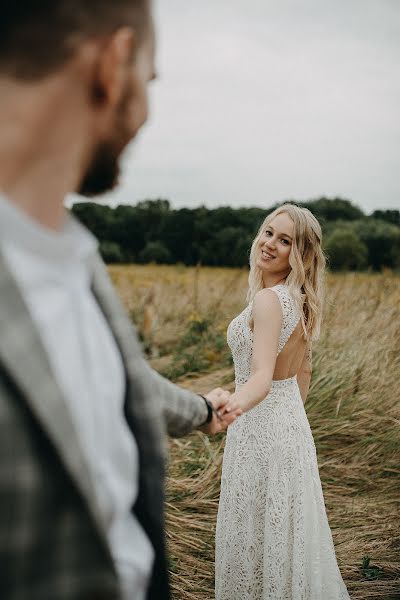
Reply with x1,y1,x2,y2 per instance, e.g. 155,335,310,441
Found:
222,289,282,414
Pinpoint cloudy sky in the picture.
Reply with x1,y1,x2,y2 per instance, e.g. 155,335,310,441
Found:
99,0,400,214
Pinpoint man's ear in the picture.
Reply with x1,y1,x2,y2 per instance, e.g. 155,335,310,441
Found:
91,27,136,107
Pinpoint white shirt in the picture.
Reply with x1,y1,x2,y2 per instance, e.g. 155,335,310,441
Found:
0,195,154,600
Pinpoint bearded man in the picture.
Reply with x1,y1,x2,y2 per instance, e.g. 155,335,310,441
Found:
0,2,239,599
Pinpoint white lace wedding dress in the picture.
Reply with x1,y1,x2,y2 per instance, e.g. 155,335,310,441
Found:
215,284,350,600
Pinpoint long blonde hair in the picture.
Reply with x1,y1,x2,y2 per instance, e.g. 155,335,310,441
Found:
247,204,326,341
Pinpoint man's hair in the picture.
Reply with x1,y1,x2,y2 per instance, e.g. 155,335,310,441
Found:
0,0,151,80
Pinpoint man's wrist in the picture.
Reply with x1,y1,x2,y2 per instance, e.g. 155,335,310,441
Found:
198,394,213,425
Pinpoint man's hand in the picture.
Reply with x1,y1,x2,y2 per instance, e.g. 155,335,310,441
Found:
200,387,242,435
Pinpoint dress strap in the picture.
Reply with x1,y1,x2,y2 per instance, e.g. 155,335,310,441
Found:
268,285,301,354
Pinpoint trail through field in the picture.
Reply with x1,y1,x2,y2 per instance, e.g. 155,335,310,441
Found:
177,367,235,394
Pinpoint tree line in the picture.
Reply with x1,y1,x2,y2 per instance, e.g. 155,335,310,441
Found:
71,197,400,271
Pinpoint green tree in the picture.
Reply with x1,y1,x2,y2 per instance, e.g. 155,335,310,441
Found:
371,209,400,227
71,198,400,271
72,202,117,240
325,228,368,271
139,241,172,264
159,208,198,264
302,197,365,224
199,227,251,267
99,241,124,263
355,219,400,270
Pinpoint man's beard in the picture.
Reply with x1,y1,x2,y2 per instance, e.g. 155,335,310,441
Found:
78,82,135,197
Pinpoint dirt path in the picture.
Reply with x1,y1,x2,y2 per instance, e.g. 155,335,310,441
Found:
176,366,235,394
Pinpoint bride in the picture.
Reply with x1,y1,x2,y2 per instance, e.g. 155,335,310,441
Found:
215,204,350,599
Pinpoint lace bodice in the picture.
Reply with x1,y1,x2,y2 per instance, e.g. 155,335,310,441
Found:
227,284,301,387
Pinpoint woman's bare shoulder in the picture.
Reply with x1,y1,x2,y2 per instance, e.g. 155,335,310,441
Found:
253,288,282,319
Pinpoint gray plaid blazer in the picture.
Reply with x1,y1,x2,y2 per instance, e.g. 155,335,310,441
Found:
0,250,208,600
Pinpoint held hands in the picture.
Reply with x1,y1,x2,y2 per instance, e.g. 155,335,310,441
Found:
217,392,242,418
200,388,243,435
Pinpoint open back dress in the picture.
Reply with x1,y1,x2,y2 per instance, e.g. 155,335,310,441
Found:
215,284,350,600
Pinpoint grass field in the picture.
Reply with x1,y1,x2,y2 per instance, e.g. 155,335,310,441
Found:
110,265,400,600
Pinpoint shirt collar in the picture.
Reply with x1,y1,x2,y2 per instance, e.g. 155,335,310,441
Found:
0,193,98,266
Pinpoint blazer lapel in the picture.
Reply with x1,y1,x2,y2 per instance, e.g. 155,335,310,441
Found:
89,256,134,358
89,256,148,425
0,251,108,540
90,255,172,597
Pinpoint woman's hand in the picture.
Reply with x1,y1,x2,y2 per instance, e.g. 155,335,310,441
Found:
200,388,243,434
217,393,242,418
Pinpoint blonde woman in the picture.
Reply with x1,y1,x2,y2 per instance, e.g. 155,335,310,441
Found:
215,204,350,599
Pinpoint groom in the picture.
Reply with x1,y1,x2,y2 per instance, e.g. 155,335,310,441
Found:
0,2,239,599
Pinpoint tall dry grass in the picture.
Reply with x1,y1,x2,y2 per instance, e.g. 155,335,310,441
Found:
109,264,248,352
110,265,400,600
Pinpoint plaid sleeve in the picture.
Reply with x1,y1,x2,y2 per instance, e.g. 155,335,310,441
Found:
137,359,208,437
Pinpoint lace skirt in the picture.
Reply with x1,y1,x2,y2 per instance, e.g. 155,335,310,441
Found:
215,376,350,600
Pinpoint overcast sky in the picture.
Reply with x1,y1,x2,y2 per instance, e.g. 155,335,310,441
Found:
98,0,400,214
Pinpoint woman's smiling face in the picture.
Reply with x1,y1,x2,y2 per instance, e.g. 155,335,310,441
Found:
256,212,294,277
